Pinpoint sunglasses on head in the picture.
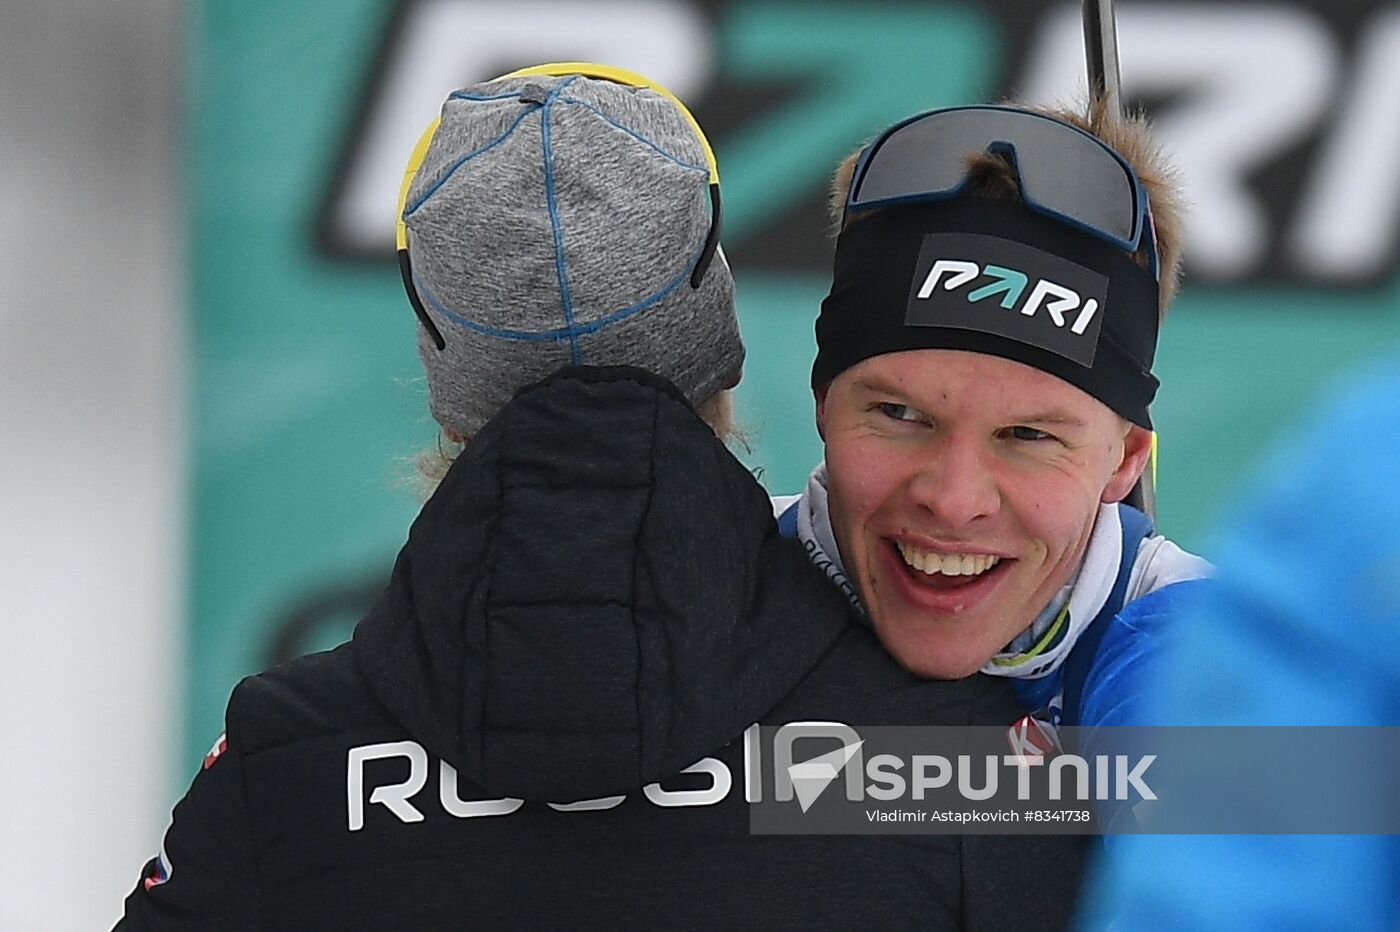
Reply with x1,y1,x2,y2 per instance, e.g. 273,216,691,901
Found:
396,61,724,351
847,105,1159,280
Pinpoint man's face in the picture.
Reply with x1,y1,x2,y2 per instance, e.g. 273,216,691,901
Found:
816,349,1151,679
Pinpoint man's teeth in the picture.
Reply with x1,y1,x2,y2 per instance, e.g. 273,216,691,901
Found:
895,542,1001,577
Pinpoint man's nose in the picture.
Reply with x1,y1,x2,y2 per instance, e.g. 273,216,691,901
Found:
904,436,1000,528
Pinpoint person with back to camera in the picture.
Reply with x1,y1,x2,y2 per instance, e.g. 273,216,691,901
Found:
116,64,1090,931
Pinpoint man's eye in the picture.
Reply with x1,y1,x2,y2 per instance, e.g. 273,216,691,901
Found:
877,403,929,424
1007,426,1053,442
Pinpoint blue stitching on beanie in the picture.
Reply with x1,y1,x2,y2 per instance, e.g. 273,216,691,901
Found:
403,105,540,217
412,243,702,342
558,96,708,174
447,89,531,102
540,76,583,364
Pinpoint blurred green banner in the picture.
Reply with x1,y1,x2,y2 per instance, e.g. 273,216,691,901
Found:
189,0,1400,761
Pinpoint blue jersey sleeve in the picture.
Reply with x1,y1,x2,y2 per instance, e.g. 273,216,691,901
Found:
1074,579,1214,732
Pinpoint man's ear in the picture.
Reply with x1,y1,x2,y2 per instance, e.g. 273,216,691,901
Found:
814,385,829,442
1101,424,1154,504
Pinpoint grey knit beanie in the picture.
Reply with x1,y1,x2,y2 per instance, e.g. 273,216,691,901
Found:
401,73,744,438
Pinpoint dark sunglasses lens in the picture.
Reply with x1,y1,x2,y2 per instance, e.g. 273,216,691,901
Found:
853,109,1139,246
1013,126,1138,243
852,111,974,203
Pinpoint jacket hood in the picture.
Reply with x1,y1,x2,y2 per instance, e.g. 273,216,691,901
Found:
354,366,849,801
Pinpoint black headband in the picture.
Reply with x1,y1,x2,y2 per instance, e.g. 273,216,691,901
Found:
812,198,1161,428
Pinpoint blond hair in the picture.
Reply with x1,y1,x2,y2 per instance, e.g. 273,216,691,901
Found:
830,98,1185,317
411,388,744,496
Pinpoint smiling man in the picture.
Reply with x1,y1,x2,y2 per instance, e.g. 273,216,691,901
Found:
778,101,1212,729
119,70,1100,931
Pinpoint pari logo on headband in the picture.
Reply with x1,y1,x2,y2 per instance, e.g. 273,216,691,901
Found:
905,233,1109,368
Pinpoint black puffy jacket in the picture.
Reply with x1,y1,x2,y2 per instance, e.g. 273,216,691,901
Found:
118,367,1087,931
